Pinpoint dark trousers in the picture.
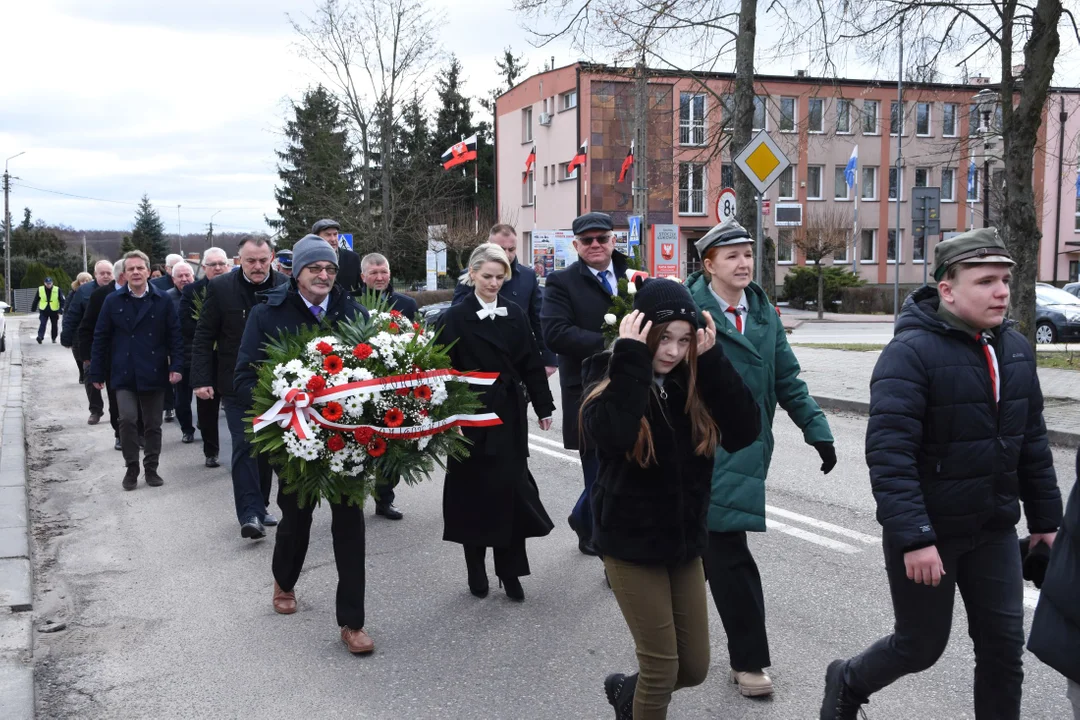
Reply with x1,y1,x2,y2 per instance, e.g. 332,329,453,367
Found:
845,529,1024,719
72,347,84,383
223,395,272,524
463,539,530,580
106,381,143,439
272,485,367,630
197,394,221,458
37,310,59,341
373,476,400,506
85,377,103,416
571,447,600,541
173,374,195,434
116,390,165,470
704,531,771,671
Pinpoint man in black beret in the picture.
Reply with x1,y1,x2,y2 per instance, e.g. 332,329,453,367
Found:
540,211,628,556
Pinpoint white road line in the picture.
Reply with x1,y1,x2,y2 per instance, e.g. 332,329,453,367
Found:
765,505,881,545
529,443,582,463
765,518,861,554
1024,587,1040,611
529,434,571,450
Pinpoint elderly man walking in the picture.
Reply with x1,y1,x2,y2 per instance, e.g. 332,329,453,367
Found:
89,251,183,490
63,259,114,423
541,212,628,556
165,261,196,437
151,253,185,291
36,276,65,344
192,237,287,539
312,219,361,295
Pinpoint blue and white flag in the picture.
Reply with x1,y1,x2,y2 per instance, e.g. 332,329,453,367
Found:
1075,171,1080,197
967,161,977,196
844,145,859,188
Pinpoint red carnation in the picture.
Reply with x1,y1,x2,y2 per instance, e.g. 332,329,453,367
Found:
316,341,333,355
414,384,432,401
322,402,344,422
412,323,422,334
327,434,346,452
323,355,344,375
419,409,428,417
390,310,403,318
306,375,326,392
367,436,387,457
384,408,405,427
389,322,401,333
353,426,375,444
352,343,373,360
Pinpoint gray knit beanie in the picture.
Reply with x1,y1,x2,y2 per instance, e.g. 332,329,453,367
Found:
291,234,338,274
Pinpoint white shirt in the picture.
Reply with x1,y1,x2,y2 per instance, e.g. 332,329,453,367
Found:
709,285,748,335
587,261,617,296
299,293,330,315
128,285,150,299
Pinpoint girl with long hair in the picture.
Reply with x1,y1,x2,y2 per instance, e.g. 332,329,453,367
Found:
580,278,760,719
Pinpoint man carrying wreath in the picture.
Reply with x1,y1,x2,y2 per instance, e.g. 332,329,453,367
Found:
234,234,375,655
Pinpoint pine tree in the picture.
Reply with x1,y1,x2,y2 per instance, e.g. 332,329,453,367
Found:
268,85,362,249
130,195,169,264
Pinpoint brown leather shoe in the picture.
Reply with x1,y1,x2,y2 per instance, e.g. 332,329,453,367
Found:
272,581,296,615
340,626,374,654
731,668,774,697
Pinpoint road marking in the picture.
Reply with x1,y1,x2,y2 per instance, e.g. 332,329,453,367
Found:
765,505,881,545
529,434,570,450
764,518,861,554
529,443,582,463
1023,587,1040,611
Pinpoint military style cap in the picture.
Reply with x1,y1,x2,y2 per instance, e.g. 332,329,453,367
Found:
933,227,1014,281
311,218,341,235
694,217,753,258
571,212,613,236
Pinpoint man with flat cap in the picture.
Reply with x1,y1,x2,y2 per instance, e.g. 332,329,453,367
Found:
820,227,1062,720
541,211,628,556
312,219,361,295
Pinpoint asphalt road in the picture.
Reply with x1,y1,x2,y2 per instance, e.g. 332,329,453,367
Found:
24,328,1078,720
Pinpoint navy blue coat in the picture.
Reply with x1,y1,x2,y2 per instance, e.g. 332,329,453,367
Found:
454,261,555,367
359,282,418,321
867,287,1061,552
88,284,184,392
60,280,100,350
1028,448,1080,683
151,274,174,292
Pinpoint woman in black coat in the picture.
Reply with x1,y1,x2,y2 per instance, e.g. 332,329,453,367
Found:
435,243,556,602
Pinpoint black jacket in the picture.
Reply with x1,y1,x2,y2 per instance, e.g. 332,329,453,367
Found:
1028,448,1080,683
358,282,418,321
61,280,100,350
234,282,369,409
582,340,759,566
336,246,362,296
867,287,1061,552
453,261,556,366
540,251,629,448
190,270,288,397
151,274,175,292
78,282,121,368
179,277,210,374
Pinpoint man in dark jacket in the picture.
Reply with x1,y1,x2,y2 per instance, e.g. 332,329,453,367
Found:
821,228,1063,720
234,234,374,656
192,236,287,539
453,223,556,371
89,251,183,490
540,211,628,556
64,259,113,422
1028,446,1080,719
313,218,361,295
35,276,64,344
358,251,416,520
180,247,231,466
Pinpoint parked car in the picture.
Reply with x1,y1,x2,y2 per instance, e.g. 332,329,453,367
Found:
1063,281,1080,298
1035,283,1080,344
0,301,9,352
419,300,451,324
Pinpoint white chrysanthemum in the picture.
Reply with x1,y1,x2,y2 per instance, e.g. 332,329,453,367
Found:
271,378,292,399
417,436,431,451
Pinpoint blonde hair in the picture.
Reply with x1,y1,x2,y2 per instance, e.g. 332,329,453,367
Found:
74,272,93,289
461,243,512,287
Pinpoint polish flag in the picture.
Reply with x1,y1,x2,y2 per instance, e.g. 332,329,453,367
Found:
567,140,588,174
618,140,635,183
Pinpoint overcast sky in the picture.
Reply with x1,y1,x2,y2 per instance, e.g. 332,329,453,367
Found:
4,0,1078,236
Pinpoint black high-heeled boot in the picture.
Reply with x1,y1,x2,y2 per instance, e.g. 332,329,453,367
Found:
604,672,637,720
498,576,524,602
464,546,489,598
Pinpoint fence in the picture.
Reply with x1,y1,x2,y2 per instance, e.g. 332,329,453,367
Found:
12,288,39,314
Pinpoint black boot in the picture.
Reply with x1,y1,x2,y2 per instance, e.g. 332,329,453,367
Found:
122,465,139,491
820,660,868,719
464,546,488,598
498,575,524,602
604,672,637,720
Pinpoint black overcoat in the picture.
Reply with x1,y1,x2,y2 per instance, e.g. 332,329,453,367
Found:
436,293,556,548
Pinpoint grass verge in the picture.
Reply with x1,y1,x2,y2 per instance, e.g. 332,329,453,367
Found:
795,343,1079,371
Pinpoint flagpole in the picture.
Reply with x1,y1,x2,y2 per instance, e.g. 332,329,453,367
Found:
474,157,479,234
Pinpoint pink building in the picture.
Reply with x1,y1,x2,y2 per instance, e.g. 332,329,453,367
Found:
495,63,1080,286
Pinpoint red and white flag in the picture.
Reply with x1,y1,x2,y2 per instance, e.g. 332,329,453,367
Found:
441,134,478,170
567,139,588,174
617,139,635,183
523,146,536,182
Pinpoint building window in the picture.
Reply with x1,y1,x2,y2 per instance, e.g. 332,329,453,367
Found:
836,99,852,134
967,166,980,201
834,165,851,200
522,107,533,143
753,95,767,131
887,228,902,263
808,98,824,133
862,166,878,200
721,94,734,130
807,165,824,199
778,166,796,199
522,170,535,205
942,103,958,137
915,167,930,188
941,168,956,201
721,163,734,189
834,237,849,263
680,92,706,146
777,229,794,263
863,100,879,134
679,162,706,215
559,161,578,180
916,102,931,136
861,228,877,262
779,97,796,132
560,90,577,111
542,165,549,186
890,101,905,136
913,230,927,263
888,167,903,201
1075,193,1080,231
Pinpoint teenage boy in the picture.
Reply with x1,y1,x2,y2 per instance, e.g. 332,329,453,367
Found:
820,228,1063,720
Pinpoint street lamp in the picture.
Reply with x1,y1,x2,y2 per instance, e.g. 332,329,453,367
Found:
973,88,999,229
208,210,222,251
4,152,26,307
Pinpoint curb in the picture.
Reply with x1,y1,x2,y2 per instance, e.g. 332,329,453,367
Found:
813,393,1080,449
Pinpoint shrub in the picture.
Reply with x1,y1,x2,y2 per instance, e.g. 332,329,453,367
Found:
781,266,865,307
20,262,52,289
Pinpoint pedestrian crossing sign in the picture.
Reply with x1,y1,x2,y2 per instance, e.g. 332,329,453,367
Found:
734,131,791,194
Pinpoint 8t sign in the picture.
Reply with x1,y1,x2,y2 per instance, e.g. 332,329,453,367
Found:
716,187,737,223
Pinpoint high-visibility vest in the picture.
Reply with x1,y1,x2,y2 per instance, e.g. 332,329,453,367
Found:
38,286,60,311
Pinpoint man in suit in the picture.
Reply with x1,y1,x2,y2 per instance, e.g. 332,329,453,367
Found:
63,259,113,424
313,219,361,295
150,253,184,291
540,212,628,556
453,223,556,376
165,261,196,436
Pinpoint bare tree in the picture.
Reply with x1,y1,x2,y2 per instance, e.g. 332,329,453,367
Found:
791,204,854,318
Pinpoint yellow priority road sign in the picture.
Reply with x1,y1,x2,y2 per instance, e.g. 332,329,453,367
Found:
734,130,791,194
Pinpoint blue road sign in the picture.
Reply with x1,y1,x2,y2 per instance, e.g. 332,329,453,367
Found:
628,216,642,245
339,233,353,250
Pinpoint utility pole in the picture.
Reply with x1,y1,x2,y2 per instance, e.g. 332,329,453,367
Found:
82,235,88,273
633,56,649,266
208,210,221,252
176,205,183,255
3,152,25,307
893,19,904,322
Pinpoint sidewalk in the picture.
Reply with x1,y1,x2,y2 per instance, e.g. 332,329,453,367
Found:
793,345,1080,447
780,306,896,328
0,318,33,720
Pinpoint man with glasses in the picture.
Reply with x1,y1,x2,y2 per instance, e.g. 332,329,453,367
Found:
192,237,287,540
541,212,629,556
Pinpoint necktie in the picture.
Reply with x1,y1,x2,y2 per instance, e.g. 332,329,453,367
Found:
598,270,614,295
476,306,509,321
310,305,323,319
726,307,743,333
980,335,998,403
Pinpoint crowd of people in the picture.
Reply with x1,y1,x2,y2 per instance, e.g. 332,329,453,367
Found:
41,212,1079,719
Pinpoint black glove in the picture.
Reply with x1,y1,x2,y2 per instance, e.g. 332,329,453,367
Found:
813,442,837,475
1018,535,1052,589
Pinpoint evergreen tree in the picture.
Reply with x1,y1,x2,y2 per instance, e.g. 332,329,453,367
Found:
130,195,169,264
268,85,362,249
430,55,485,212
